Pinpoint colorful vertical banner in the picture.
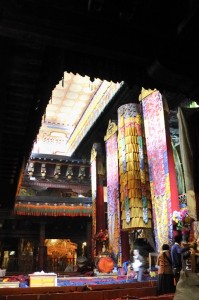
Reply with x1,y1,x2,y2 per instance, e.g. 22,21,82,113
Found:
117,103,152,231
104,120,121,264
90,146,97,257
139,88,174,250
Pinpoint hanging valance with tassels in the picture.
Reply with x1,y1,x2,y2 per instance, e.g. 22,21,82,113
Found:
14,202,92,217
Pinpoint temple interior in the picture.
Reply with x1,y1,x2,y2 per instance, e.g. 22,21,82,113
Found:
0,1,199,299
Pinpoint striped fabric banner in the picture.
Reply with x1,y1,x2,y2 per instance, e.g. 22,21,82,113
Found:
139,88,174,250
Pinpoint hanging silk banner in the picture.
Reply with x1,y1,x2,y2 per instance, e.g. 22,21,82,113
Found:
117,103,152,231
104,120,121,264
139,88,172,250
90,146,97,257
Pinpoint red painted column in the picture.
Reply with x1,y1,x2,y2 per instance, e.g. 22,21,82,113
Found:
96,143,105,232
96,181,105,233
86,221,92,260
38,222,47,271
121,231,130,263
165,111,180,212
93,143,105,255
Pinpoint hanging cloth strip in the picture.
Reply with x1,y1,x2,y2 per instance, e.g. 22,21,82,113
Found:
104,121,121,261
139,88,174,251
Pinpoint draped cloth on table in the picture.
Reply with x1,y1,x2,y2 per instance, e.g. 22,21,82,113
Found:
139,88,178,250
117,103,152,231
104,121,121,264
177,107,197,220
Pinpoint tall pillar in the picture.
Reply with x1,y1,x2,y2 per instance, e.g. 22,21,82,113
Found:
33,239,39,271
38,222,47,271
86,221,92,260
121,231,130,263
96,144,105,232
104,120,122,264
177,107,197,220
139,88,179,250
0,240,2,267
117,103,152,231
91,143,105,256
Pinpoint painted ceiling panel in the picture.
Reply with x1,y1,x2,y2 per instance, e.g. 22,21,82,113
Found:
32,72,120,156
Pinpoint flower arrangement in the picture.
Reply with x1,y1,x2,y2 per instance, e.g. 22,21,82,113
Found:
93,229,108,245
172,208,193,233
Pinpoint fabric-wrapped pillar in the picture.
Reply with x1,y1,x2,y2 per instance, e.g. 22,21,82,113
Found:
117,103,152,231
104,120,122,265
139,88,179,250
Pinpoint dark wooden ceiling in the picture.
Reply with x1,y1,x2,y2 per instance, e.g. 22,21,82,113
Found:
0,0,199,212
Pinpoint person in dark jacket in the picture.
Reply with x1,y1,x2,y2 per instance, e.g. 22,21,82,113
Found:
171,235,190,284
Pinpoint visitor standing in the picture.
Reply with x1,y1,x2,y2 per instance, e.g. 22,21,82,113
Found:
171,235,190,284
157,244,175,295
132,249,145,282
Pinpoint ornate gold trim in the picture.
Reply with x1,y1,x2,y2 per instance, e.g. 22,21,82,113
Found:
139,87,157,101
104,120,118,141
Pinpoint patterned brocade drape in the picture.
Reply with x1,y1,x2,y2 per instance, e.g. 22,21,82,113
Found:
105,122,121,262
117,103,152,231
139,89,175,250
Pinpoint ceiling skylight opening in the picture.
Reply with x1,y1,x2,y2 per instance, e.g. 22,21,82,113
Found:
32,72,122,157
